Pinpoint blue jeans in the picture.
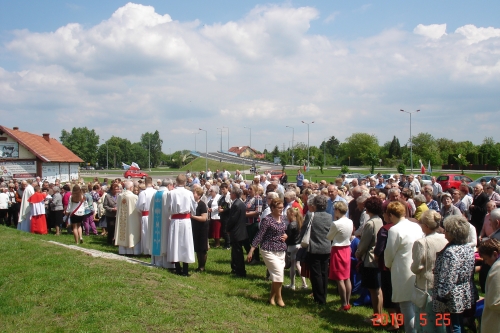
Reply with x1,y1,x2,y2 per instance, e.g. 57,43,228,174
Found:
446,313,463,333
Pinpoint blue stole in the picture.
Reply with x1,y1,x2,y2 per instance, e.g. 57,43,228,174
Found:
151,190,164,256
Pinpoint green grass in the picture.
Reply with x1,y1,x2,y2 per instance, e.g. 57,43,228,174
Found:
0,225,381,332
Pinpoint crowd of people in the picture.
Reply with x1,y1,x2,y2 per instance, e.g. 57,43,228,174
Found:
1,169,500,333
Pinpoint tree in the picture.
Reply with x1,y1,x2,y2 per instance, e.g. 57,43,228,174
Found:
343,133,379,166
362,152,379,174
60,127,99,165
272,145,280,157
411,133,442,167
140,131,163,168
388,136,401,158
454,154,469,175
436,138,456,165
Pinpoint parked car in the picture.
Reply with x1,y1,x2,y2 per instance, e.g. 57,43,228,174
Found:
124,169,148,179
341,173,365,184
436,174,473,191
467,175,498,190
270,170,283,180
415,174,432,186
381,174,400,181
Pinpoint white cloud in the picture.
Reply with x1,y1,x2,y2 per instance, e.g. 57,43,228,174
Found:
1,3,500,152
323,11,340,24
413,24,447,39
455,24,500,44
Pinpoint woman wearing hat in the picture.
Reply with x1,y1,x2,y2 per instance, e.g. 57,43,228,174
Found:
411,210,448,333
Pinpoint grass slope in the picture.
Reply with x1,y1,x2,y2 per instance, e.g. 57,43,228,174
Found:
0,226,379,333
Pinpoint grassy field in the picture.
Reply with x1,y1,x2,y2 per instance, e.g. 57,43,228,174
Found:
0,225,383,333
179,158,249,173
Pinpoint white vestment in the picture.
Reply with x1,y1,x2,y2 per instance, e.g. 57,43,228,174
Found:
136,186,157,255
165,187,196,263
114,190,141,255
149,187,174,268
17,185,34,232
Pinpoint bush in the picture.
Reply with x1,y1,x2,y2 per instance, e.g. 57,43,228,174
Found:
341,165,350,174
397,163,406,174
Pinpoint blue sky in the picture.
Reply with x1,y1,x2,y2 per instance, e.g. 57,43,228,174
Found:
1,1,499,153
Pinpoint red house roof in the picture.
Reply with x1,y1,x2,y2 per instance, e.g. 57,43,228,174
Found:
228,146,258,156
0,126,84,163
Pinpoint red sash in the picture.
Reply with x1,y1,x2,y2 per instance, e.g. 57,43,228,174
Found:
141,211,149,217
171,213,190,219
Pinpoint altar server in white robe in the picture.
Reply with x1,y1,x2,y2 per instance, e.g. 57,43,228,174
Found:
136,177,156,255
149,178,175,268
115,181,141,255
165,174,196,276
17,180,34,232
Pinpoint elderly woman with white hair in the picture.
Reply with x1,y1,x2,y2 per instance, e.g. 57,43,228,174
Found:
206,185,222,248
414,194,429,221
433,215,475,333
411,210,448,333
283,190,303,225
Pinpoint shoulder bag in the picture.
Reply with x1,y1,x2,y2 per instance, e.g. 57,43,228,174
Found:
63,200,84,225
412,239,431,309
300,212,315,248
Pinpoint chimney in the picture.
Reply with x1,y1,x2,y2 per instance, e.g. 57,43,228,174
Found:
42,133,50,142
13,127,19,130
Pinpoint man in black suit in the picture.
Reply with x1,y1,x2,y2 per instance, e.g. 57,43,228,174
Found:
470,184,489,238
226,188,248,277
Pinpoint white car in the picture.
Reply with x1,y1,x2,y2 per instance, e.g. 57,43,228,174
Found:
415,174,432,185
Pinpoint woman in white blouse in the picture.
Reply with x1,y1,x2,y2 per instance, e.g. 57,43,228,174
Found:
206,186,222,248
326,201,354,311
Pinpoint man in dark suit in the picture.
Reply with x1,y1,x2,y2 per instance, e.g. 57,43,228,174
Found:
470,184,489,238
226,188,248,277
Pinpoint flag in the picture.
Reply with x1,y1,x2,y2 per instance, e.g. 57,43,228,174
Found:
131,162,141,170
121,162,130,170
419,159,425,174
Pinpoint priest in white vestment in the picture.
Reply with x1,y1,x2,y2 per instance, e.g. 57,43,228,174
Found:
136,177,157,255
17,180,34,232
115,181,141,255
165,174,196,276
149,179,175,268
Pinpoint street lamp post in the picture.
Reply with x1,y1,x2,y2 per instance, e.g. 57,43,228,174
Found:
243,126,251,148
101,139,108,170
148,135,151,171
400,109,420,172
223,126,229,151
286,125,294,165
217,128,225,152
301,121,314,170
199,128,208,172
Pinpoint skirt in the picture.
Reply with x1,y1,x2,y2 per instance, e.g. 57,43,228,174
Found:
209,219,221,239
329,245,351,281
261,250,286,282
99,215,107,228
31,215,48,234
192,220,209,252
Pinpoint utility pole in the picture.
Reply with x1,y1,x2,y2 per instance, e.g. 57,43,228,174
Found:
400,109,420,172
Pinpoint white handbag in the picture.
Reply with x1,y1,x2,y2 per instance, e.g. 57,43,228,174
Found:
300,212,314,248
412,239,431,309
